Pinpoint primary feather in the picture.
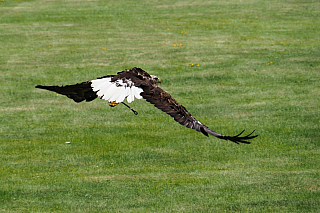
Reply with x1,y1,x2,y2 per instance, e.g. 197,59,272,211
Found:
35,67,258,144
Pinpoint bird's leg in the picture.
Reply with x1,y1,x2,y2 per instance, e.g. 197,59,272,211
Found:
121,102,138,115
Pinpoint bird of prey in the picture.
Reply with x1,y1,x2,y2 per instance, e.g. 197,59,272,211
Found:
35,67,258,144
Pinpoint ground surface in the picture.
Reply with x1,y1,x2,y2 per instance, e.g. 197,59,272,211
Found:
0,0,319,212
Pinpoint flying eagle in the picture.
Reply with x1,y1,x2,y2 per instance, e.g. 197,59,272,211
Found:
35,67,257,144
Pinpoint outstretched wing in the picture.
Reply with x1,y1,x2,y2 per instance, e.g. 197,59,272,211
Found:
35,82,97,103
141,86,258,144
35,68,150,104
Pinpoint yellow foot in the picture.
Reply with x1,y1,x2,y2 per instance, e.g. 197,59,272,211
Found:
109,101,119,107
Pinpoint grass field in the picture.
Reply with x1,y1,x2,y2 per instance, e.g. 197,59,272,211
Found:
1,0,319,212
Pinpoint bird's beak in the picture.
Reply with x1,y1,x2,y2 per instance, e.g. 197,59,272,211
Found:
157,78,161,84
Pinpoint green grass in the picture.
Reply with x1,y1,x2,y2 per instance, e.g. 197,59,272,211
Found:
1,0,319,212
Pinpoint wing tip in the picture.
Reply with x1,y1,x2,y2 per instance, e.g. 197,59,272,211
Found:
222,129,258,144
35,85,44,89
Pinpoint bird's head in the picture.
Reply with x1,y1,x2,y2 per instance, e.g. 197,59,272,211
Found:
150,75,161,84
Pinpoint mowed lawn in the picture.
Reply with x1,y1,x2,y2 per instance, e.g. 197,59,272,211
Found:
1,0,319,212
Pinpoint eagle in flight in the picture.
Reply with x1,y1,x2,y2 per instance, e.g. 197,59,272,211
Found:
36,67,257,144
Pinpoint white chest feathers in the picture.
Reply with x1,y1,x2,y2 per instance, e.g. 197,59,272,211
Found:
91,77,143,103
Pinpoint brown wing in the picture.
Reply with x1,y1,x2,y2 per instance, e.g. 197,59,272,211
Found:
141,86,258,144
35,81,97,103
